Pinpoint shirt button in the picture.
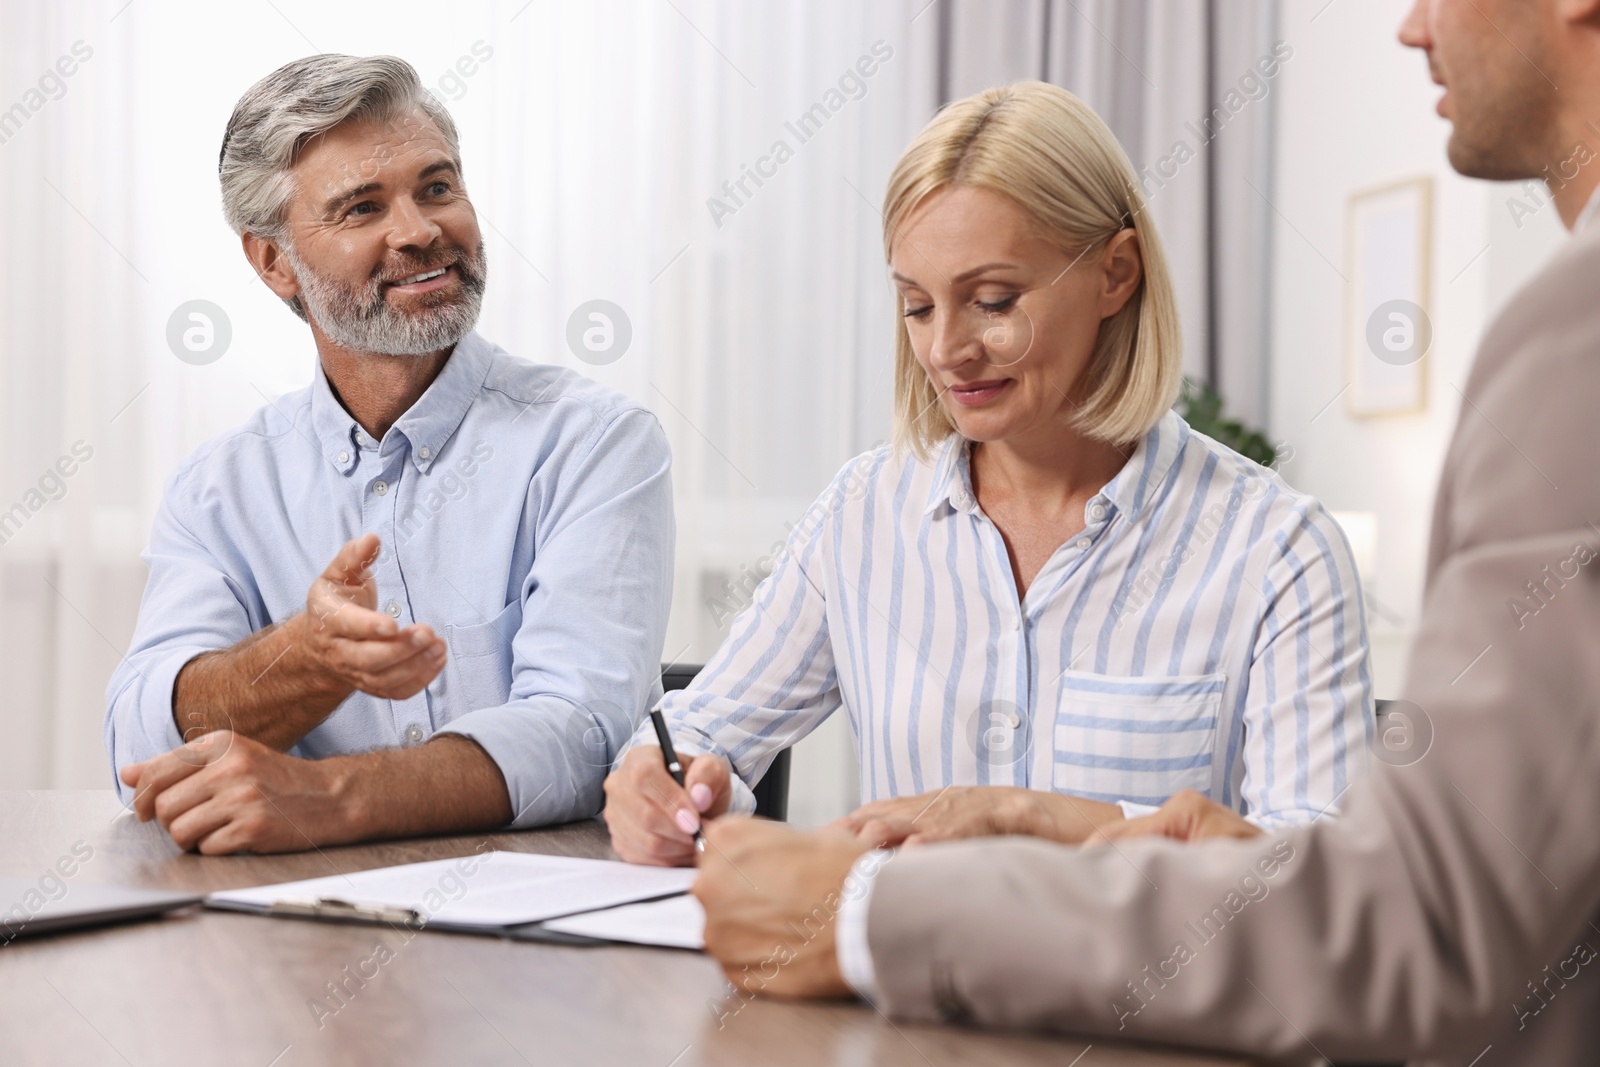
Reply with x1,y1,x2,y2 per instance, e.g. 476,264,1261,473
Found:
418,446,432,460
1089,502,1106,521
373,480,389,496
385,600,401,618
337,450,350,464
1007,710,1022,729
404,724,424,743
1076,537,1090,551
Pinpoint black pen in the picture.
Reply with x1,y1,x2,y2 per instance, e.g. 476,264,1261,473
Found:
649,709,707,854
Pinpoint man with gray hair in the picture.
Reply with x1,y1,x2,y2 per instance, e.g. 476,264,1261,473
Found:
104,55,673,853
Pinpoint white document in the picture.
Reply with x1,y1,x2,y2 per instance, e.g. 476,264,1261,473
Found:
541,893,705,949
207,851,697,928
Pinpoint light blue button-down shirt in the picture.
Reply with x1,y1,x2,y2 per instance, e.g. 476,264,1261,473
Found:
105,331,674,827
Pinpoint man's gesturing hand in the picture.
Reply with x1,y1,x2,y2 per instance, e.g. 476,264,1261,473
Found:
119,731,354,854
604,745,734,866
299,533,448,700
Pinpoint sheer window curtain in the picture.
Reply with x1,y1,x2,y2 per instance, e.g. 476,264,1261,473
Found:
472,0,944,823
0,3,145,792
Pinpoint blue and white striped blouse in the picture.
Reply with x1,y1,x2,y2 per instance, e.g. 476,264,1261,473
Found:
641,410,1374,828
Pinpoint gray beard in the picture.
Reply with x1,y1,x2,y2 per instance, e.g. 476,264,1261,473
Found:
283,241,487,356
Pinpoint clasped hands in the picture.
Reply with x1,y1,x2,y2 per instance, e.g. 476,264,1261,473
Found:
120,533,450,854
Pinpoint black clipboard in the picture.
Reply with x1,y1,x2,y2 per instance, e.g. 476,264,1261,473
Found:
203,893,698,946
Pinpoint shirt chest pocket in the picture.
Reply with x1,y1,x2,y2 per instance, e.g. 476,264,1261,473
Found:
1049,669,1226,806
439,602,522,717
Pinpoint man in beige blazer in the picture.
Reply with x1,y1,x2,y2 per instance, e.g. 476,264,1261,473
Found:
690,1,1600,1062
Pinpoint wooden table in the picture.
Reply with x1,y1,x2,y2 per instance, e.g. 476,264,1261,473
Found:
0,791,1254,1067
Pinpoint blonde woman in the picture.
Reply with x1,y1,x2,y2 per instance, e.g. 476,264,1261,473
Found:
605,82,1372,865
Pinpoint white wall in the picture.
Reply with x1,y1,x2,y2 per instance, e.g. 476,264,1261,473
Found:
1266,0,1567,695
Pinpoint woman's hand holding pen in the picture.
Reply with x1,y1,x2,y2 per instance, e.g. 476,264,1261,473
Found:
603,745,735,866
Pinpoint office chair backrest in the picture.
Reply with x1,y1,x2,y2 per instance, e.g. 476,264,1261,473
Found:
659,663,790,822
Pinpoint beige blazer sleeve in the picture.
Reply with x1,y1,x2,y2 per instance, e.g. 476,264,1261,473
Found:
864,223,1600,1065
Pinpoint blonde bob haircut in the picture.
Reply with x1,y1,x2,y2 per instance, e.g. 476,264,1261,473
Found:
884,81,1182,458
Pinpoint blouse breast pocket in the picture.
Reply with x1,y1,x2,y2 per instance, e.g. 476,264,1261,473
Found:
439,601,522,716
1049,669,1226,806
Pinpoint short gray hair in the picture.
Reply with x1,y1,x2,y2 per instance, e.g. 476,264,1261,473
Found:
219,54,461,240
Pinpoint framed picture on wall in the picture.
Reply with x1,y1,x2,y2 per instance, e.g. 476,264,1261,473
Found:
1344,176,1433,417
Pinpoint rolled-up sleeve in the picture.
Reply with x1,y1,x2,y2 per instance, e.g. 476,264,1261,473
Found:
1237,500,1374,828
103,470,256,800
437,408,674,828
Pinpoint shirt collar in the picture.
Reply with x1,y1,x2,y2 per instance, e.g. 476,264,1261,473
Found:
1097,409,1186,524
923,434,976,515
1576,183,1600,236
309,331,494,475
922,408,1187,524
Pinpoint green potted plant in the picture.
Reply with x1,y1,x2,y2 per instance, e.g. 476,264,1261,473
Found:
1175,379,1281,468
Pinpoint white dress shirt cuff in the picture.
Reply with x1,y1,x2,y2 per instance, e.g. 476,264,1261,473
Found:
1117,799,1160,820
835,848,894,1003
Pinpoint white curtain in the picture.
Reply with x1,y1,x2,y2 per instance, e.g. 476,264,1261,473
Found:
1,0,1269,826
1,2,146,791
